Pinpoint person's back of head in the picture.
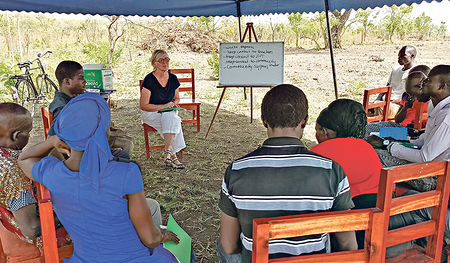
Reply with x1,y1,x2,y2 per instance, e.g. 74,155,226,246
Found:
261,84,308,129
0,103,32,150
54,92,112,193
317,99,367,139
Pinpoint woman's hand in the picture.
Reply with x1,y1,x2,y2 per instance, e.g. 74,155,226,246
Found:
164,101,177,108
161,229,180,244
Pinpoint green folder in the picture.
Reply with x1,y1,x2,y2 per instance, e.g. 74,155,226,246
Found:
158,107,186,113
164,214,192,263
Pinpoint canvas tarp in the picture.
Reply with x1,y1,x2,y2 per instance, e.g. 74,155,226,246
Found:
0,0,443,17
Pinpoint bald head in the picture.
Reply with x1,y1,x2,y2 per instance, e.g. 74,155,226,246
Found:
0,103,32,150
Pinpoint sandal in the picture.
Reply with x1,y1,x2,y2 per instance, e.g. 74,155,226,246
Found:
163,150,173,167
170,157,185,169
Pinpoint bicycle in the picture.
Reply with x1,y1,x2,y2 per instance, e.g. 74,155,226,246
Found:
10,51,59,117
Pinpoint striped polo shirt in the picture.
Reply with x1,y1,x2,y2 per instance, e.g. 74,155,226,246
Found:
219,136,354,262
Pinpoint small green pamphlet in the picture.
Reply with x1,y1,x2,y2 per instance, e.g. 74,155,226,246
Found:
164,214,192,263
158,107,186,113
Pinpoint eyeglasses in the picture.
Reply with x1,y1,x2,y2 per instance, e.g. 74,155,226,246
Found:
157,57,170,63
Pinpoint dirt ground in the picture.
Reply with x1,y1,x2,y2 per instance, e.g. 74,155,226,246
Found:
28,40,450,262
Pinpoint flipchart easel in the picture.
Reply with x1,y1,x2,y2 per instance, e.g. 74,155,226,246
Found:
205,22,272,138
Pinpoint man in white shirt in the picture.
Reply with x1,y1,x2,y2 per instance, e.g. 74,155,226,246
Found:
389,64,450,163
378,46,417,119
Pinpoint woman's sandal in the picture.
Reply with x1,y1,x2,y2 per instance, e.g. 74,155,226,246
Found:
170,157,185,169
163,150,173,167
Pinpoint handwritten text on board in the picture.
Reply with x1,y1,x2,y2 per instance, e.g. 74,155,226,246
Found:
219,42,284,86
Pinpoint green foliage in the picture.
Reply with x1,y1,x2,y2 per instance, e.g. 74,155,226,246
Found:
81,41,122,67
207,49,220,80
414,12,433,40
348,79,368,94
382,5,413,41
131,60,152,80
353,9,378,43
439,22,447,38
0,62,20,102
188,16,220,33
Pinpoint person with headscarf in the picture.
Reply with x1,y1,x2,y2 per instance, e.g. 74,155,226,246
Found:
311,99,382,199
140,49,185,169
18,92,179,262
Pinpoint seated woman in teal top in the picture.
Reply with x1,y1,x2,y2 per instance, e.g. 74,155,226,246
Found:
18,92,179,263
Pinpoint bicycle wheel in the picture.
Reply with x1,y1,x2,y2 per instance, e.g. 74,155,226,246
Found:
36,75,57,102
16,80,37,117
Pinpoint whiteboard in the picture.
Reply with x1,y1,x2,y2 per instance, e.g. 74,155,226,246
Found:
219,42,284,86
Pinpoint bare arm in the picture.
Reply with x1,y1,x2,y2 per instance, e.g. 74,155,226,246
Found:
128,190,179,248
394,98,414,123
11,204,41,240
18,136,62,181
139,88,177,112
220,212,242,254
173,88,180,105
332,231,358,251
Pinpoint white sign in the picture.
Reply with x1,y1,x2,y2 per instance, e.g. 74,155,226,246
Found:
219,42,284,86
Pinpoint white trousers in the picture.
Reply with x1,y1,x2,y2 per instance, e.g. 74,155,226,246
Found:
141,110,186,154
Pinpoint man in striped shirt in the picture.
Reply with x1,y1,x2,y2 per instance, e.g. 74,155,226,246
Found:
218,84,357,262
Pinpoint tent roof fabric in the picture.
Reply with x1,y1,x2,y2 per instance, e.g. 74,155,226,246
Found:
0,0,442,17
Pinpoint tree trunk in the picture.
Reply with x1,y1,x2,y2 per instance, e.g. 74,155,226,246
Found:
106,15,124,70
326,9,352,49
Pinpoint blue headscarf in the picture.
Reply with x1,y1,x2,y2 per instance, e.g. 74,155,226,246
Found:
54,92,112,194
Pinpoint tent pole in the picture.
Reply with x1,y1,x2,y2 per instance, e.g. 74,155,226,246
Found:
324,0,339,99
237,1,242,42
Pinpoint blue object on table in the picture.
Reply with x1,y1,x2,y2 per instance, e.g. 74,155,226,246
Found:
380,127,408,141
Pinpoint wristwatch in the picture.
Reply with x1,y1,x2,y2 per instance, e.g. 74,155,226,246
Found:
383,140,390,146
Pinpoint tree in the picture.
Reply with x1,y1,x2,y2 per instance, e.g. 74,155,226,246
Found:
414,12,433,40
268,18,283,42
288,12,303,47
383,5,413,42
352,9,377,43
105,15,124,69
328,9,352,48
439,21,447,39
188,16,220,33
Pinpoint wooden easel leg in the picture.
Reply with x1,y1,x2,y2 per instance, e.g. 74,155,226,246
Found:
250,87,253,123
205,88,227,138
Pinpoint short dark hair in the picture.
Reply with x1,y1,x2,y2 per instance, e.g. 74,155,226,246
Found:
317,99,367,139
409,65,430,76
428,65,450,85
261,84,308,128
55,61,83,86
0,102,30,116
